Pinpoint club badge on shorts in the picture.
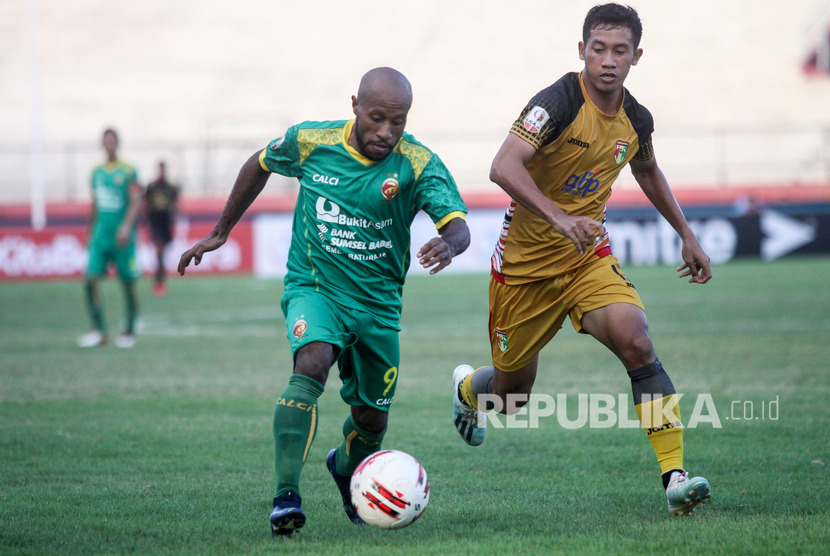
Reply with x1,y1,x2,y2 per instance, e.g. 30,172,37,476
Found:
496,330,508,352
293,318,308,339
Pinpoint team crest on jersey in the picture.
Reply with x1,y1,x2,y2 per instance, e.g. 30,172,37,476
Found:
614,140,629,164
523,106,550,134
293,318,308,339
496,330,508,352
381,176,399,200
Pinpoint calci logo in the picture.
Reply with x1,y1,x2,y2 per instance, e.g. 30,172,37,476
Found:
312,173,340,186
381,176,399,200
523,106,550,133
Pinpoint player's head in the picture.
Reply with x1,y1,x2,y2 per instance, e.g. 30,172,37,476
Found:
102,128,119,160
582,3,642,49
579,4,644,97
350,67,412,162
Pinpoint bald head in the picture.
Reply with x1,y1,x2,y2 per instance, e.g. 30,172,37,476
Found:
356,67,412,109
349,68,413,161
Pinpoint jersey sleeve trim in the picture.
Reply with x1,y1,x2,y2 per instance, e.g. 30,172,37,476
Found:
433,211,466,230
258,148,270,172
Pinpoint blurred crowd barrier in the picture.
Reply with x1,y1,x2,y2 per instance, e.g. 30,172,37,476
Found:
1,124,830,206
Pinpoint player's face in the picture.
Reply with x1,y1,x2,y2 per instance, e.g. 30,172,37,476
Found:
579,25,643,101
102,131,118,160
351,93,409,161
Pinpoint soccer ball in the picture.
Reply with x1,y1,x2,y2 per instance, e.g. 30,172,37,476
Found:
350,450,430,529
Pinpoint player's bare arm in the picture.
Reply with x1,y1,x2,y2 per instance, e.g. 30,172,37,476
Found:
490,134,603,254
117,181,143,247
178,151,270,275
417,217,470,275
629,155,712,284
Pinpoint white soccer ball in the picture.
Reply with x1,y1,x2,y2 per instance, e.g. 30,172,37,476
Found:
350,450,430,529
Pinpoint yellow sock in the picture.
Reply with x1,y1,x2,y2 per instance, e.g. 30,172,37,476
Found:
459,372,478,409
636,393,684,474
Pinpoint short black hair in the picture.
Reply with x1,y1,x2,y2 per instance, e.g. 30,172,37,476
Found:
583,3,643,49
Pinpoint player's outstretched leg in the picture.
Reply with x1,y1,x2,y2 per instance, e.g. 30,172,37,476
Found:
326,449,365,524
666,471,711,516
270,490,306,537
452,364,486,446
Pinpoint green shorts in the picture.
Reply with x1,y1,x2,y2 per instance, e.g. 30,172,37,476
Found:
281,288,400,412
85,228,140,281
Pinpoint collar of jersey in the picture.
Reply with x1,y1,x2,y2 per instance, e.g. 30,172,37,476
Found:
343,119,378,166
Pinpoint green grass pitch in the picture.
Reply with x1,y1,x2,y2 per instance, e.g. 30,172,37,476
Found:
1,258,829,554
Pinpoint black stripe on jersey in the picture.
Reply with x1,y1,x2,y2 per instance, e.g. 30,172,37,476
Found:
514,73,584,148
621,89,655,159
514,72,655,158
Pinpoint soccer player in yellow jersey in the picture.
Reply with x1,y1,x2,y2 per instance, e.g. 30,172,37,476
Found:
452,3,712,516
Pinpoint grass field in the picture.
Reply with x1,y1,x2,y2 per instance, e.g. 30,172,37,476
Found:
1,258,829,555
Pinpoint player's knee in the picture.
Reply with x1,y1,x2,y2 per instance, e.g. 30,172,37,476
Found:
293,342,335,385
621,332,656,368
352,407,388,434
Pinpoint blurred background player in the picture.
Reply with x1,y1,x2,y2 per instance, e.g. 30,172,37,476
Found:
144,161,179,296
451,4,713,516
77,128,142,348
178,67,470,536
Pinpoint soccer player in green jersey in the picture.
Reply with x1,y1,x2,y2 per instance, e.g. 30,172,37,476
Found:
78,128,143,349
178,67,470,536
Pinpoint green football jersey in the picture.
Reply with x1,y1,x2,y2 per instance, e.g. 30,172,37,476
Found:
259,119,467,327
90,160,138,236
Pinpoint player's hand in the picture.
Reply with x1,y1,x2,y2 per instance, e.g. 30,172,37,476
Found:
552,214,604,255
177,234,226,275
115,225,130,248
677,241,712,284
417,237,455,275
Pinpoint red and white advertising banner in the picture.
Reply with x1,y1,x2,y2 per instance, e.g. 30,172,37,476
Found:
0,218,254,280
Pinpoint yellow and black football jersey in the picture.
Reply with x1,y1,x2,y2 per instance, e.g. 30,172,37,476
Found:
492,72,655,284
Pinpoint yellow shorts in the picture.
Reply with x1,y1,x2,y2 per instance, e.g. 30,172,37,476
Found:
489,254,644,372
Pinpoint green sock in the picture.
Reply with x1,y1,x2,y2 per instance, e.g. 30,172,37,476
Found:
84,280,105,331
334,415,386,477
273,374,324,497
122,280,137,334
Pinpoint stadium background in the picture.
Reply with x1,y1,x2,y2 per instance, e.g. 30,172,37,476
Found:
1,0,830,279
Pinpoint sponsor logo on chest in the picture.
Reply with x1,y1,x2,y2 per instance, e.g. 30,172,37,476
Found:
312,173,340,186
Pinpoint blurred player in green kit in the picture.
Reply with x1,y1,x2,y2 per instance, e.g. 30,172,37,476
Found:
178,67,471,536
78,128,143,349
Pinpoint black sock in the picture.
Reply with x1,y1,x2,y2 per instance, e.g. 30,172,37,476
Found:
662,468,684,490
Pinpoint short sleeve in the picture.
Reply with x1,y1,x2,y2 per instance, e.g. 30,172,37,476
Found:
259,125,302,177
413,154,467,228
